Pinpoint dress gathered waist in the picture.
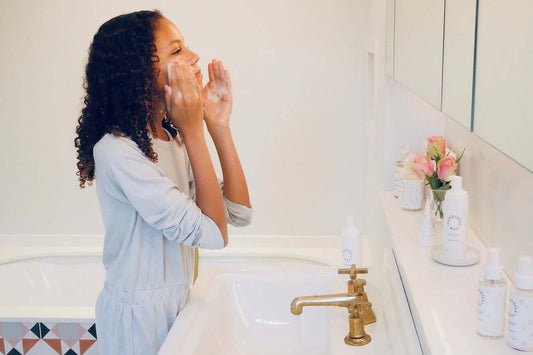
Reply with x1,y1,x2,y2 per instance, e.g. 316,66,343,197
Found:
102,281,190,305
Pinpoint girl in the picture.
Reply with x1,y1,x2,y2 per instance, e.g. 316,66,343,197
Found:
74,10,252,354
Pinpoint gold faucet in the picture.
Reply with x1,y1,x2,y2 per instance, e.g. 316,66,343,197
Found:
290,264,376,346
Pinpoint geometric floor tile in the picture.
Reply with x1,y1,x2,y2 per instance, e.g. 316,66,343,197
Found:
0,322,40,355
0,322,98,355
40,323,50,339
62,340,79,354
22,338,39,353
86,325,96,340
42,339,61,354
25,341,57,355
80,343,98,355
30,324,40,339
1,323,28,347
79,339,97,355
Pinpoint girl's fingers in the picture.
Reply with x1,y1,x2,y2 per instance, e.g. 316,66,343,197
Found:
169,59,201,98
215,60,223,80
208,61,215,82
225,69,232,90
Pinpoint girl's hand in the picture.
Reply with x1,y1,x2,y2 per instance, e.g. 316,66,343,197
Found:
164,59,204,134
203,59,233,130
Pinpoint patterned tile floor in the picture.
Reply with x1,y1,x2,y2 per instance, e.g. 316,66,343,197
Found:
0,322,97,355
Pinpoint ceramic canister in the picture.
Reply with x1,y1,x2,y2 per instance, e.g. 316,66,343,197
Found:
400,178,424,210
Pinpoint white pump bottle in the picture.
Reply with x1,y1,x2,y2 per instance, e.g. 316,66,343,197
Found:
508,256,533,351
342,216,361,268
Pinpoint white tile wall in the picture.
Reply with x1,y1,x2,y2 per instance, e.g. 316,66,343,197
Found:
445,118,533,280
383,78,533,280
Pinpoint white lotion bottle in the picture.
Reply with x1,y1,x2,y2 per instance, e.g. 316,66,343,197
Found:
508,256,533,351
477,248,506,338
342,216,361,268
442,175,468,257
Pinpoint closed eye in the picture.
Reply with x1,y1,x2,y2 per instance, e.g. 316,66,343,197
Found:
172,48,182,55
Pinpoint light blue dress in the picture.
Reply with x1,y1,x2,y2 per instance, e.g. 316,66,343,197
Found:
93,133,252,354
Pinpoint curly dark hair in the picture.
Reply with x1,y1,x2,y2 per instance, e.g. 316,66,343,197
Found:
75,10,164,188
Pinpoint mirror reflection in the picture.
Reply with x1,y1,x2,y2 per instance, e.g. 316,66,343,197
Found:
473,0,533,171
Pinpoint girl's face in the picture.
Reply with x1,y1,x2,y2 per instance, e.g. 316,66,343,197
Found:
153,17,202,92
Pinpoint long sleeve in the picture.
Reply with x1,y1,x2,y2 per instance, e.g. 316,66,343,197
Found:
187,160,253,227
94,134,224,250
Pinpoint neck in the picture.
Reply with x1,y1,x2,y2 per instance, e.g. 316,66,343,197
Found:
148,111,169,141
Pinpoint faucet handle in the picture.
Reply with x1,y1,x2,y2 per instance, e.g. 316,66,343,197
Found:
353,279,366,293
338,264,368,281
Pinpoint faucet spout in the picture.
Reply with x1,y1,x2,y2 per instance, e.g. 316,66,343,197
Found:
290,293,356,315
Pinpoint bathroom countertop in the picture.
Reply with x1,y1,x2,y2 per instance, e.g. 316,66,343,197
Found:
380,191,519,354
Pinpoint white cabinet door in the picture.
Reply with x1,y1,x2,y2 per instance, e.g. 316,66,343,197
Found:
394,0,445,109
474,0,533,171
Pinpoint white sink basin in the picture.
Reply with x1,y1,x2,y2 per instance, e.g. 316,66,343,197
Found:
159,254,421,355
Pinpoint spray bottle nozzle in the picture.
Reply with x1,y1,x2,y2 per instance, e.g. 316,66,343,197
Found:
515,256,533,290
483,248,503,280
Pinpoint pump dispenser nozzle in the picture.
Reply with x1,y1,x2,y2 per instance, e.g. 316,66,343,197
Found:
483,248,503,280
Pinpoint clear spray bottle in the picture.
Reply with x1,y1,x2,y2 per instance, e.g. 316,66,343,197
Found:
477,248,506,338
507,256,533,351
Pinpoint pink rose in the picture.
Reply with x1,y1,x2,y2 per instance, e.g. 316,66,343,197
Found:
405,153,435,179
437,156,457,181
427,136,446,160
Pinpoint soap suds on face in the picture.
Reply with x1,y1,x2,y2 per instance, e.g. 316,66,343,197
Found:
167,62,172,84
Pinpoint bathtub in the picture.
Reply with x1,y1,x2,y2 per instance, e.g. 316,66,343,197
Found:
0,255,103,321
0,252,102,355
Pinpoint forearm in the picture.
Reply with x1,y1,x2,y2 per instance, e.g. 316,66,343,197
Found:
208,125,251,208
182,128,228,245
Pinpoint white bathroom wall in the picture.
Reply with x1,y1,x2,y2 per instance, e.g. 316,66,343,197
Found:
382,78,446,190
444,119,533,279
0,0,370,236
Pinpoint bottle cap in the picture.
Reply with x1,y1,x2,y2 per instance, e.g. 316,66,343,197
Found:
515,256,533,290
450,175,462,190
483,248,503,280
343,216,360,236
345,216,354,227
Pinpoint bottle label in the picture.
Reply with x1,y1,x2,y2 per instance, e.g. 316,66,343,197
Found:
508,293,533,350
477,284,505,336
442,214,466,254
343,248,353,266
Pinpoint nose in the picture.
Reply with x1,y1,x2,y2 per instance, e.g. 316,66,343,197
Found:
187,48,200,66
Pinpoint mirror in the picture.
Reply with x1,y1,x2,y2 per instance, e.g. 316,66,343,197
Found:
393,0,445,109
473,0,533,171
441,0,476,131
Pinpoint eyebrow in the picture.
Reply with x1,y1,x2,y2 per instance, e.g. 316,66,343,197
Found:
168,39,183,48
